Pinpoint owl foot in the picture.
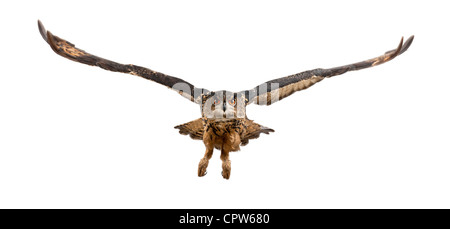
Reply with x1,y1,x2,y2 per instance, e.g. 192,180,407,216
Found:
198,158,209,177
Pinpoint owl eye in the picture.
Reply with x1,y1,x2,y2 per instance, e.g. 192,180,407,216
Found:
214,99,221,105
228,99,236,106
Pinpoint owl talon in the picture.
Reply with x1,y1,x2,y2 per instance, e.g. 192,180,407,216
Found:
221,170,230,180
198,158,209,177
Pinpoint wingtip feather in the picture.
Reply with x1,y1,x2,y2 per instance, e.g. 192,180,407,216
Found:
393,36,404,57
399,35,414,55
37,19,48,42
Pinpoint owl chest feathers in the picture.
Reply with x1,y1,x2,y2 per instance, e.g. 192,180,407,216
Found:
203,118,245,151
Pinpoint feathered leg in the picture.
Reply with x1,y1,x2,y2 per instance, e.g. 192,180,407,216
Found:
221,146,232,180
198,144,213,177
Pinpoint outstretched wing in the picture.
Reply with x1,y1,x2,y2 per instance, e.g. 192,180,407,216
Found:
243,36,414,105
174,118,204,140
38,20,209,104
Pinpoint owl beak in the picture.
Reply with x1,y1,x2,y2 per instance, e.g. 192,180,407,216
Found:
222,102,226,111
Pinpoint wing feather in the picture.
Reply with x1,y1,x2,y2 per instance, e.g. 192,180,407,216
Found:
174,118,204,140
241,120,274,146
38,20,209,103
244,36,414,105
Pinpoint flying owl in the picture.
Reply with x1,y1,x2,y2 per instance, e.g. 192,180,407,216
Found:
38,20,414,179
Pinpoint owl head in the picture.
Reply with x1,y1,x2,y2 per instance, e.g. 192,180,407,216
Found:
201,90,247,119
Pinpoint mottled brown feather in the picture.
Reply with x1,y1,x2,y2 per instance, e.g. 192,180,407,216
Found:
244,36,414,105
174,118,204,140
38,20,208,103
174,118,274,146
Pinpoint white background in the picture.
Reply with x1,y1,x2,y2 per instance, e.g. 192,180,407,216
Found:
1,0,449,208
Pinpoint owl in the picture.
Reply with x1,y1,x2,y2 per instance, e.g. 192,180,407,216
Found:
38,20,414,179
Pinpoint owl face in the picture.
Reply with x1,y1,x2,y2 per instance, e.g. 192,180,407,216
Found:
201,91,247,119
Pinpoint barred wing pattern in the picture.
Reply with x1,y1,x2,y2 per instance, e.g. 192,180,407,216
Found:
244,36,414,105
38,20,209,104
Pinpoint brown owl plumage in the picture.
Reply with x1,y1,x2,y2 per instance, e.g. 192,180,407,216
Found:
38,20,414,179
